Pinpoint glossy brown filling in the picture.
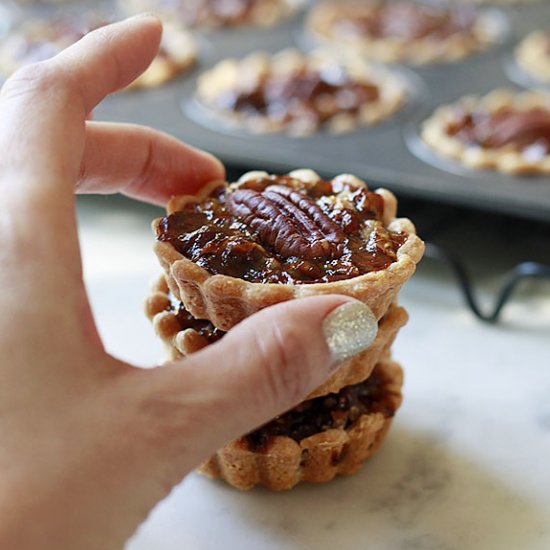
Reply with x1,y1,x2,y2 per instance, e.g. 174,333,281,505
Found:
447,107,550,152
165,291,225,343
246,366,395,452
212,67,380,125
157,175,407,284
331,2,477,41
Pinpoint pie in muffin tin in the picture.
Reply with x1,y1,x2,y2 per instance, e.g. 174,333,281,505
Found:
0,9,196,89
515,30,550,84
305,0,507,65
117,0,304,29
195,48,408,136
421,88,550,175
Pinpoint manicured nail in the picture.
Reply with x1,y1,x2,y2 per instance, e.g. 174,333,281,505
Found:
323,302,378,366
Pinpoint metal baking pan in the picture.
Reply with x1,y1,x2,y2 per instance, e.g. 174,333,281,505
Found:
95,2,550,222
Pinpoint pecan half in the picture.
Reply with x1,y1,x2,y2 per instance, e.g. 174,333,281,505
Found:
226,187,346,260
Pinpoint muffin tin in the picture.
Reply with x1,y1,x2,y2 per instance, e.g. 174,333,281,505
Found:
10,0,549,221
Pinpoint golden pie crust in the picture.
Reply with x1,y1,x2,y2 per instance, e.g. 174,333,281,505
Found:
145,273,409,398
195,49,407,136
153,169,425,331
515,31,550,84
198,357,403,491
306,1,503,65
118,0,302,28
421,89,550,175
128,21,197,90
0,17,196,89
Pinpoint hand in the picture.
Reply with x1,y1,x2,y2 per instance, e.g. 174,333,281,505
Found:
0,16,376,549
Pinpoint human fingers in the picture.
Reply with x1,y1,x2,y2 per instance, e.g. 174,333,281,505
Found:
0,15,162,204
130,296,378,475
77,122,224,205
0,16,163,299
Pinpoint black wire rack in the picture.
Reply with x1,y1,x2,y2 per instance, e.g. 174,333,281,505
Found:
423,242,550,323
411,201,550,324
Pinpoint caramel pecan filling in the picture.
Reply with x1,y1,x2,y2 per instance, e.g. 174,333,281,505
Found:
213,68,380,125
157,175,407,284
246,366,395,452
331,2,477,41
446,107,550,152
165,291,225,343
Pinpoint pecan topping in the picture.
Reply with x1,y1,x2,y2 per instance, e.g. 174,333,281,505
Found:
226,186,346,260
448,108,550,151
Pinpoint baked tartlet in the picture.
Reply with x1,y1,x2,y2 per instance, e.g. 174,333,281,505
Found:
118,0,302,29
0,15,196,89
195,49,407,136
515,31,550,84
306,0,504,65
198,357,403,490
145,273,409,398
153,169,424,330
421,89,550,175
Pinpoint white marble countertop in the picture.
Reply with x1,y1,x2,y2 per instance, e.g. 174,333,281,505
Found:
77,196,550,550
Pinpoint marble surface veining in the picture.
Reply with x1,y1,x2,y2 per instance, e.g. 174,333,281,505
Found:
76,196,550,550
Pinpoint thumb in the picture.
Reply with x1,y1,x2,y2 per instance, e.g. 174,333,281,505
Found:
137,295,378,473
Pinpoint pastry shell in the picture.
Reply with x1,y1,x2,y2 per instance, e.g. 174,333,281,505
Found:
195,49,406,136
145,273,408,398
306,1,504,65
515,31,550,84
153,170,424,332
126,22,196,90
421,88,550,175
118,0,303,28
198,357,403,491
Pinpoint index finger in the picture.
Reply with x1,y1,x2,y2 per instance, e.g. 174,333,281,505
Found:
0,15,163,202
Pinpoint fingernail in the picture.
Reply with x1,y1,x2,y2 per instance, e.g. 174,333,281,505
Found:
323,302,378,367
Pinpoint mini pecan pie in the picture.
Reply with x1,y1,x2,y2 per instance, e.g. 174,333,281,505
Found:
0,15,196,89
199,357,403,490
118,0,302,28
145,274,409,398
515,31,550,84
421,89,550,175
153,169,424,330
306,1,504,65
195,49,406,136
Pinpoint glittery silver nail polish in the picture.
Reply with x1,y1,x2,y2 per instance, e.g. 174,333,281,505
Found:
323,302,378,367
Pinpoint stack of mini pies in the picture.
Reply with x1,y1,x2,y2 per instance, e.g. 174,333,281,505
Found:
146,169,424,490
